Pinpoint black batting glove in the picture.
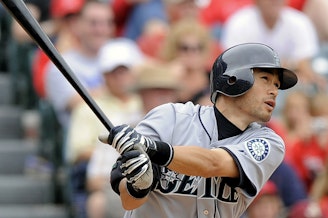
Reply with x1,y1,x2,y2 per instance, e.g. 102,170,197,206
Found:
111,150,153,198
100,124,174,166
110,157,124,195
111,151,162,198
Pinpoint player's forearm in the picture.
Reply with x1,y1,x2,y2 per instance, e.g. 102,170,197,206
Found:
167,146,239,178
119,179,148,210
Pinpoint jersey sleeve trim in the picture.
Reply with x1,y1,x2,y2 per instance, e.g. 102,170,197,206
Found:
221,147,257,197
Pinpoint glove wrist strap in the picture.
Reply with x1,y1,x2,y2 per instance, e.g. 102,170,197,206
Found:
110,162,124,195
148,141,174,166
126,182,151,199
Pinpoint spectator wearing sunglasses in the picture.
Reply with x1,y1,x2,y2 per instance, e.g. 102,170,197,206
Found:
159,17,222,104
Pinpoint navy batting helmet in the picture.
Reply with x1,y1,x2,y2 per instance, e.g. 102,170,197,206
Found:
210,43,298,103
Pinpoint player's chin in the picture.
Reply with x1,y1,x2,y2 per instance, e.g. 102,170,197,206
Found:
262,116,271,123
259,112,272,123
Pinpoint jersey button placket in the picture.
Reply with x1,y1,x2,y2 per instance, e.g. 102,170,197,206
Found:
203,209,209,216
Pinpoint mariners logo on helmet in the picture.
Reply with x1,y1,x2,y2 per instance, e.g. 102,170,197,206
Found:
273,50,280,66
246,138,270,162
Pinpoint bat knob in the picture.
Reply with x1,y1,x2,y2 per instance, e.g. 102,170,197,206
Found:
98,134,109,144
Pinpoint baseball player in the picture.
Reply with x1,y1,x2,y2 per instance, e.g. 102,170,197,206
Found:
99,43,298,218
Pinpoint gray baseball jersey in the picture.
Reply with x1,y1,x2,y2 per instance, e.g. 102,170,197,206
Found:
127,102,285,218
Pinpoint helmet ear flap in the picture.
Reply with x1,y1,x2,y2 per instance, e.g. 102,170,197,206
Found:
210,68,254,103
218,68,254,97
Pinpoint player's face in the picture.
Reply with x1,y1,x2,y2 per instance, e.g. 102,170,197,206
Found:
234,68,280,123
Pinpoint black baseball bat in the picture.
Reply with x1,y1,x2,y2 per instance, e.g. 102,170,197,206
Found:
0,0,114,131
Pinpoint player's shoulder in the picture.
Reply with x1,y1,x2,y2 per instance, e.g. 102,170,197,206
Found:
248,122,278,133
173,101,202,114
246,122,284,142
157,101,213,115
145,101,216,120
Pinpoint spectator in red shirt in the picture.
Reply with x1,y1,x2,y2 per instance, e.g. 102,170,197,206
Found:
308,161,328,218
290,136,328,192
200,0,252,25
31,0,85,98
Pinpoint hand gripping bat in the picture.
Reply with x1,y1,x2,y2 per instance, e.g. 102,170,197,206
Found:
0,0,114,131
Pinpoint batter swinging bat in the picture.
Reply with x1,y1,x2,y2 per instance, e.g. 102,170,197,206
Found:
0,0,114,131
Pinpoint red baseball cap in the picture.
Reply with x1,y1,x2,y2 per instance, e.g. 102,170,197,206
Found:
50,0,85,18
257,180,278,199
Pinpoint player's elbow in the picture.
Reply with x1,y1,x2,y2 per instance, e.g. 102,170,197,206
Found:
200,161,229,178
200,166,219,178
203,149,239,178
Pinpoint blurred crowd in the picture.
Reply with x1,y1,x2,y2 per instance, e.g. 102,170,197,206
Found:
1,0,328,217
